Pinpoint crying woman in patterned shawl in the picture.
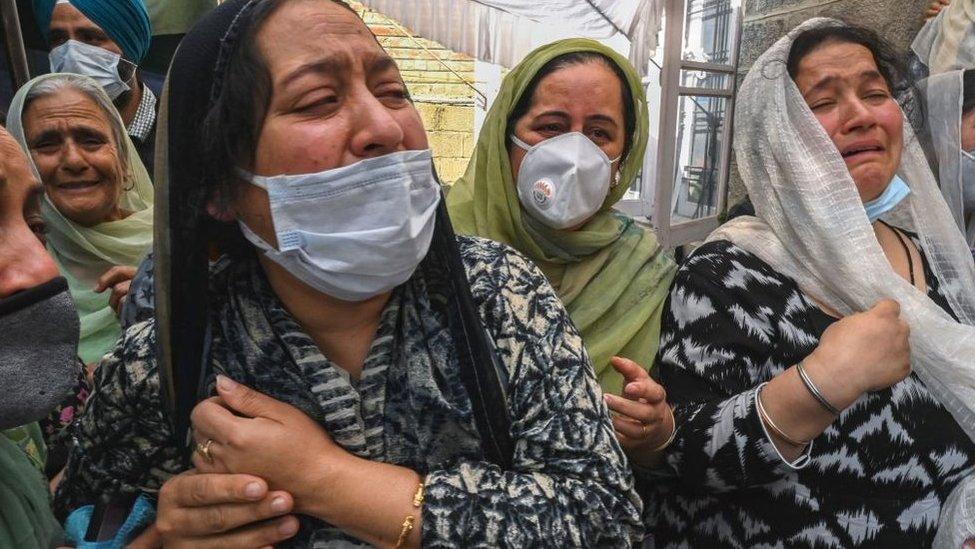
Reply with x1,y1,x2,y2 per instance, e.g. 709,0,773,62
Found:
51,0,644,547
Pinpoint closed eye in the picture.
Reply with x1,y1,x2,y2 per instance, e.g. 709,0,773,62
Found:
377,88,411,106
295,95,339,114
31,139,61,153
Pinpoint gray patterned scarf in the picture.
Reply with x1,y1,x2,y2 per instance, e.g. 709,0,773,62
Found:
205,255,482,546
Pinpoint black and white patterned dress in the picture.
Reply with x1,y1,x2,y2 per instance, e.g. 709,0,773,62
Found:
55,236,643,547
643,238,973,548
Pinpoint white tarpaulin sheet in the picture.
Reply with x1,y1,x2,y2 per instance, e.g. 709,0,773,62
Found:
358,0,664,74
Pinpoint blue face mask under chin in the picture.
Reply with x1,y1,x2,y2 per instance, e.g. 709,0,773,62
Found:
863,175,912,223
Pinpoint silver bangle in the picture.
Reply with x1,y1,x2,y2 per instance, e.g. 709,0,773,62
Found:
757,385,810,447
650,405,678,452
796,361,841,416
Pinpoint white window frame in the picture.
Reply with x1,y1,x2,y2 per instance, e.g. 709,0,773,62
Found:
624,0,744,250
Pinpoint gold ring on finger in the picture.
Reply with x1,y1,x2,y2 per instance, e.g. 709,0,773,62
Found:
196,438,214,463
640,422,649,437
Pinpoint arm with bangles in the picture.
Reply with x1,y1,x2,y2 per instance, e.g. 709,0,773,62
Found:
647,253,910,487
751,299,910,461
167,348,642,547
182,377,426,548
158,246,643,547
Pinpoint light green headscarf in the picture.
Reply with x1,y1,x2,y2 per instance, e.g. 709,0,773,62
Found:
144,0,216,36
7,73,154,365
447,39,676,394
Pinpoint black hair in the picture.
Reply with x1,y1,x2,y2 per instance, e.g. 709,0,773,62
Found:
963,68,974,115
786,22,920,134
198,0,362,253
202,0,361,200
786,24,909,92
505,51,637,159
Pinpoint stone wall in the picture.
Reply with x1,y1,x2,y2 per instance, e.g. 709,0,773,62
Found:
351,2,477,182
727,0,932,206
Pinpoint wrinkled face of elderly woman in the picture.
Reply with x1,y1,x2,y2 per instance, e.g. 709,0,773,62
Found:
229,0,428,246
793,40,904,202
23,88,126,227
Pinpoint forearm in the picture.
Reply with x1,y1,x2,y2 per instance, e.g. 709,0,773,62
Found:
661,381,817,491
301,454,423,548
760,357,861,460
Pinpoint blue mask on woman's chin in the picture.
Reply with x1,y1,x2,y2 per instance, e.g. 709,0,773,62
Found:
863,175,911,222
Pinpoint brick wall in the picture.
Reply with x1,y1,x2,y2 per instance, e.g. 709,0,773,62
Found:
350,2,477,182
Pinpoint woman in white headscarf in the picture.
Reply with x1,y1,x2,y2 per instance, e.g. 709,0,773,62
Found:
923,68,974,250
641,20,974,548
6,73,153,366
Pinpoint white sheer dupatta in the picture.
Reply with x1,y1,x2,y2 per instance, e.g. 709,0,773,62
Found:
708,18,974,544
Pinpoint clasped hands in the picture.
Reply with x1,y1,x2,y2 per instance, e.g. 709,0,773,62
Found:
155,375,346,548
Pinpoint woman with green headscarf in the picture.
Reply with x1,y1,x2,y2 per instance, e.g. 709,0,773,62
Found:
447,39,678,463
7,73,153,367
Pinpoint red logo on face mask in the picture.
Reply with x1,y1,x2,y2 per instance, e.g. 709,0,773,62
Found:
532,179,554,208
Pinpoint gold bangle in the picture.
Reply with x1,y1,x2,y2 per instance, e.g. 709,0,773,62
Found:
412,477,425,507
393,477,426,548
757,386,810,447
650,405,677,452
394,515,415,548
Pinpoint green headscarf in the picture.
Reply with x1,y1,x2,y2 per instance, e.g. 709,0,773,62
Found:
7,73,154,365
0,423,63,548
144,0,216,36
447,39,676,394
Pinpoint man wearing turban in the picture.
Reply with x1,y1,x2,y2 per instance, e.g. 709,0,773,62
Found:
32,0,158,175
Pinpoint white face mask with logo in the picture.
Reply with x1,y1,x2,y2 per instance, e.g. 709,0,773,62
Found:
49,39,132,99
511,132,620,230
237,149,442,302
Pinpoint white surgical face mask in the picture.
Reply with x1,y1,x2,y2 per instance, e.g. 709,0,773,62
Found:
511,132,620,230
237,149,441,302
49,40,132,99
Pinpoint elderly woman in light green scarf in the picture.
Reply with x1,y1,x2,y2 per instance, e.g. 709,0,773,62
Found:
447,39,678,462
7,73,153,366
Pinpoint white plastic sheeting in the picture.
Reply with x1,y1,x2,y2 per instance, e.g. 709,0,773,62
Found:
358,0,664,74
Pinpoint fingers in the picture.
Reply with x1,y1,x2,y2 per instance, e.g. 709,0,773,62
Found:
109,280,131,314
93,265,136,293
613,415,674,446
190,440,227,475
609,357,666,403
869,298,900,317
623,377,667,404
160,492,295,537
609,356,649,384
612,416,651,440
84,362,97,387
604,393,663,424
160,472,268,508
615,430,640,449
191,396,242,446
215,375,285,420
186,516,300,549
